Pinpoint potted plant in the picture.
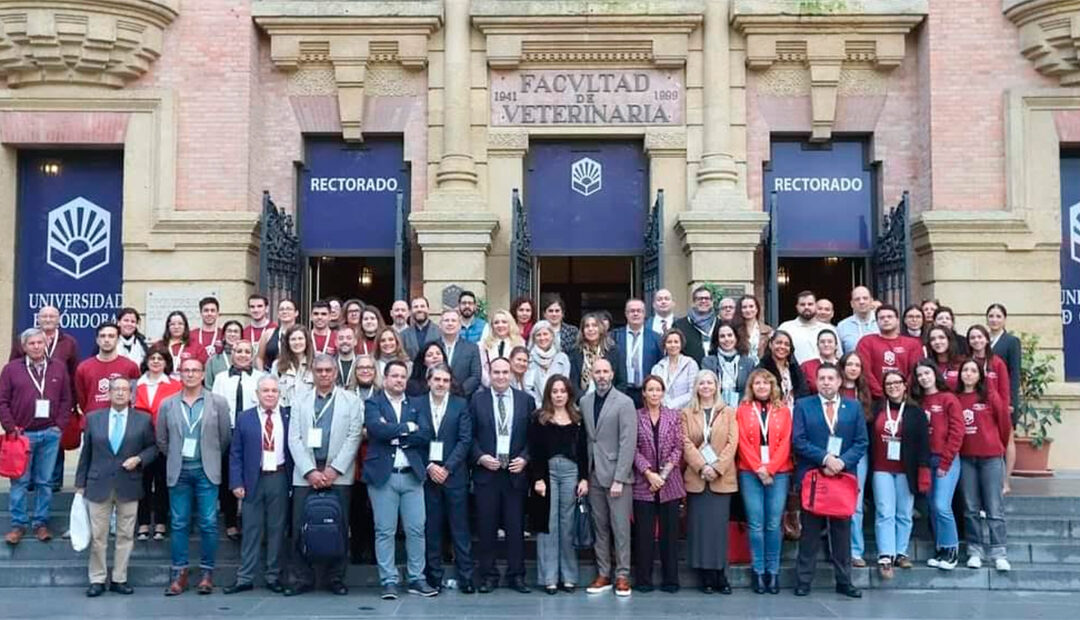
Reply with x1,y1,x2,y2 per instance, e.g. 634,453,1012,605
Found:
1013,333,1062,476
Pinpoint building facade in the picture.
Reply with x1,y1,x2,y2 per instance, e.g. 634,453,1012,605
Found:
0,0,1078,465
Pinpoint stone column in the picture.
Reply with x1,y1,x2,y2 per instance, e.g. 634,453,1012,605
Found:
411,0,498,309
677,0,766,295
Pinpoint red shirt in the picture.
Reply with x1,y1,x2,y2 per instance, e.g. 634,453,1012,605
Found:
870,404,906,474
855,333,923,399
242,322,276,349
957,390,1011,458
935,359,959,392
192,327,224,359
920,391,965,471
312,329,338,356
74,356,141,415
977,356,1011,412
164,341,209,373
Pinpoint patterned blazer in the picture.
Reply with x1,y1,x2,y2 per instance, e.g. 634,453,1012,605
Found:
632,406,686,503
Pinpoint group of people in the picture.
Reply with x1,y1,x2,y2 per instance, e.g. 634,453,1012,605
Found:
0,284,1020,599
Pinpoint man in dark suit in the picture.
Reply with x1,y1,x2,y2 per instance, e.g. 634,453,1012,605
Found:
418,363,474,593
791,362,868,598
470,356,535,593
672,285,718,364
224,376,291,595
75,378,157,597
364,360,437,600
611,298,663,408
438,310,481,395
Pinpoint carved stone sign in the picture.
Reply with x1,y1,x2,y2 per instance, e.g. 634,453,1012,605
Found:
490,69,684,126
146,289,219,341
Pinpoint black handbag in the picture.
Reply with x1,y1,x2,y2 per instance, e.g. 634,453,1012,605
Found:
572,497,595,550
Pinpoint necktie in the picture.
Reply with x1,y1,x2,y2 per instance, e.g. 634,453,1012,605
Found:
661,319,668,333
498,341,506,359
825,399,836,429
497,392,507,433
110,412,124,454
630,331,641,385
263,411,274,451
235,375,245,417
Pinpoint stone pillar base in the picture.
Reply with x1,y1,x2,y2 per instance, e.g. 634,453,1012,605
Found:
410,197,498,310
675,210,769,296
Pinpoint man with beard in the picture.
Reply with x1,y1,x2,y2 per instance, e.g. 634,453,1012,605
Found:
457,291,487,345
242,294,276,360
334,329,358,388
390,301,411,334
778,291,843,365
401,297,439,360
673,286,718,365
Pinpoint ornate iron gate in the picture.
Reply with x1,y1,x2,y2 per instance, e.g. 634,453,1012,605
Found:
762,191,780,326
873,191,911,309
642,189,665,307
394,190,411,301
509,188,533,302
259,190,301,309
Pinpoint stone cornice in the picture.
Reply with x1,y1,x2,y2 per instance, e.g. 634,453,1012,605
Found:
1004,0,1080,86
254,14,440,141
0,0,178,88
732,1,925,141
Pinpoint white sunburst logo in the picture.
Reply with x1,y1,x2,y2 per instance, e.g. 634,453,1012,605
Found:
570,157,602,197
47,197,111,280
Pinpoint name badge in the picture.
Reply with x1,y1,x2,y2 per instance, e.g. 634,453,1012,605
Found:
886,437,902,461
34,399,50,419
827,435,843,456
700,443,718,465
760,445,770,465
182,437,198,459
262,450,278,472
429,440,444,462
496,434,511,457
307,427,324,449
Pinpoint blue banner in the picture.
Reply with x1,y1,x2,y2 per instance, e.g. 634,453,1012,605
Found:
15,151,125,356
527,140,647,255
301,137,406,255
1060,154,1080,381
765,140,874,254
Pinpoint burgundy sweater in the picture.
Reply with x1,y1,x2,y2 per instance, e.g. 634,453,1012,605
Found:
0,358,73,432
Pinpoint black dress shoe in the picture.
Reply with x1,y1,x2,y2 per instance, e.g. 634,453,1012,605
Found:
716,577,732,595
835,584,862,599
700,583,714,594
751,573,765,594
223,583,253,595
109,582,134,595
86,583,106,598
477,579,496,594
508,577,530,593
637,584,654,593
794,584,811,597
459,583,476,594
765,572,780,595
265,581,284,594
329,581,349,595
282,584,313,597
544,585,558,595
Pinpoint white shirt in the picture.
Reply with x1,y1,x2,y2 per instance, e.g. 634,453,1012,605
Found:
211,368,266,427
429,394,448,435
260,408,286,466
818,393,840,431
624,328,645,387
491,387,515,437
777,319,843,365
137,373,166,405
388,394,409,468
442,338,457,366
649,314,675,336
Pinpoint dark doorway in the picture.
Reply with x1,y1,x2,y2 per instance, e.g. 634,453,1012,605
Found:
308,256,394,314
538,256,637,328
777,257,866,323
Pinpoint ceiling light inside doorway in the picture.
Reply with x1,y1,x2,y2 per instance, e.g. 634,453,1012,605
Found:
40,160,62,177
358,266,374,288
777,266,790,287
825,256,840,265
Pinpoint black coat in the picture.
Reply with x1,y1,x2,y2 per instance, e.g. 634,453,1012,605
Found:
526,414,588,534
756,354,810,402
870,400,931,495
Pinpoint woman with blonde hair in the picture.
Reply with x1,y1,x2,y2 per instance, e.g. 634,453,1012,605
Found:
681,369,739,594
481,309,525,387
374,326,411,377
735,368,793,594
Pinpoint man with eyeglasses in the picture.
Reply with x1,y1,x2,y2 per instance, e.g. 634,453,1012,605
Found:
673,286,718,365
156,358,232,596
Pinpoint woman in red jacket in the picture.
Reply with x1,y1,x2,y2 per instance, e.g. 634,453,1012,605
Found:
911,359,965,570
735,369,793,594
956,359,1012,572
133,345,182,540
925,326,962,391
966,325,1011,412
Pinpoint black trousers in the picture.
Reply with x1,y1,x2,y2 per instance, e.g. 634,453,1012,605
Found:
425,481,474,584
219,451,239,529
474,473,525,582
796,511,852,588
138,458,169,528
349,481,375,562
632,498,679,587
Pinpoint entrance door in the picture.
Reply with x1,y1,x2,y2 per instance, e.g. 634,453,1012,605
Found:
537,257,637,328
778,257,866,322
308,256,395,311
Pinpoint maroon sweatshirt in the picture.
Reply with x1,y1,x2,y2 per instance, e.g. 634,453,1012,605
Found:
920,391,965,471
855,333,923,399
0,357,73,432
957,390,1010,458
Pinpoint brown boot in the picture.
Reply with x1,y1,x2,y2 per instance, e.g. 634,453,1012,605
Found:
164,568,189,596
33,525,52,542
197,570,214,595
4,527,25,545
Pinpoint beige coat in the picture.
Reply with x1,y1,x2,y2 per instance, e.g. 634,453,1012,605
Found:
681,404,738,494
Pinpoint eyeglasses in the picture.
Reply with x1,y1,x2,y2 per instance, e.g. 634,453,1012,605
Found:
180,368,203,375
313,367,336,374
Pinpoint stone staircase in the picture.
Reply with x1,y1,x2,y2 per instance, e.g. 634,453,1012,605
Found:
1,477,1078,591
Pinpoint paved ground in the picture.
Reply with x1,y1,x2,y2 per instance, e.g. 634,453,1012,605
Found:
5,587,1080,620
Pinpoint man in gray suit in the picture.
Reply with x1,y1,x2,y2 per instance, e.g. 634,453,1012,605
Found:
284,354,363,596
156,357,232,596
438,310,481,395
580,359,637,597
75,378,157,597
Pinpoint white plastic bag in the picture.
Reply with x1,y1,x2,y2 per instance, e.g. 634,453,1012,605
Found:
69,493,91,552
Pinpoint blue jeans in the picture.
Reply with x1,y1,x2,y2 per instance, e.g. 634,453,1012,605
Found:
850,453,868,558
8,427,61,529
872,471,914,558
370,472,426,585
961,456,1007,559
168,466,219,571
929,455,960,549
739,471,789,574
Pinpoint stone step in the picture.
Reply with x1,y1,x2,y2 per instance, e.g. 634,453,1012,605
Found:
1004,495,1080,517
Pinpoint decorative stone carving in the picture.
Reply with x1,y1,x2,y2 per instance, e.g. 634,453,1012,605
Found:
644,128,687,157
732,1,926,140
486,129,528,156
0,0,178,88
1005,0,1080,87
254,15,439,141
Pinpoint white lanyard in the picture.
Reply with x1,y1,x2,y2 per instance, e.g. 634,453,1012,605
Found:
445,341,456,365
181,399,204,435
249,324,265,345
25,358,47,397
822,398,838,435
884,401,905,437
356,386,374,401
755,402,770,444
990,331,1002,349
315,330,332,355
430,396,447,432
702,406,714,443
314,389,336,425
45,333,58,359
169,341,184,369
198,328,218,351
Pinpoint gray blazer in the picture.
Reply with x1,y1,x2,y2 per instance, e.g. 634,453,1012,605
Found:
580,387,637,487
445,338,482,395
75,408,158,504
155,390,233,486
401,322,440,360
287,387,363,487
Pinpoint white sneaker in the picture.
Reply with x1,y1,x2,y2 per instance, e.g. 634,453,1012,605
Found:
994,558,1011,572
966,555,983,569
927,552,940,568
